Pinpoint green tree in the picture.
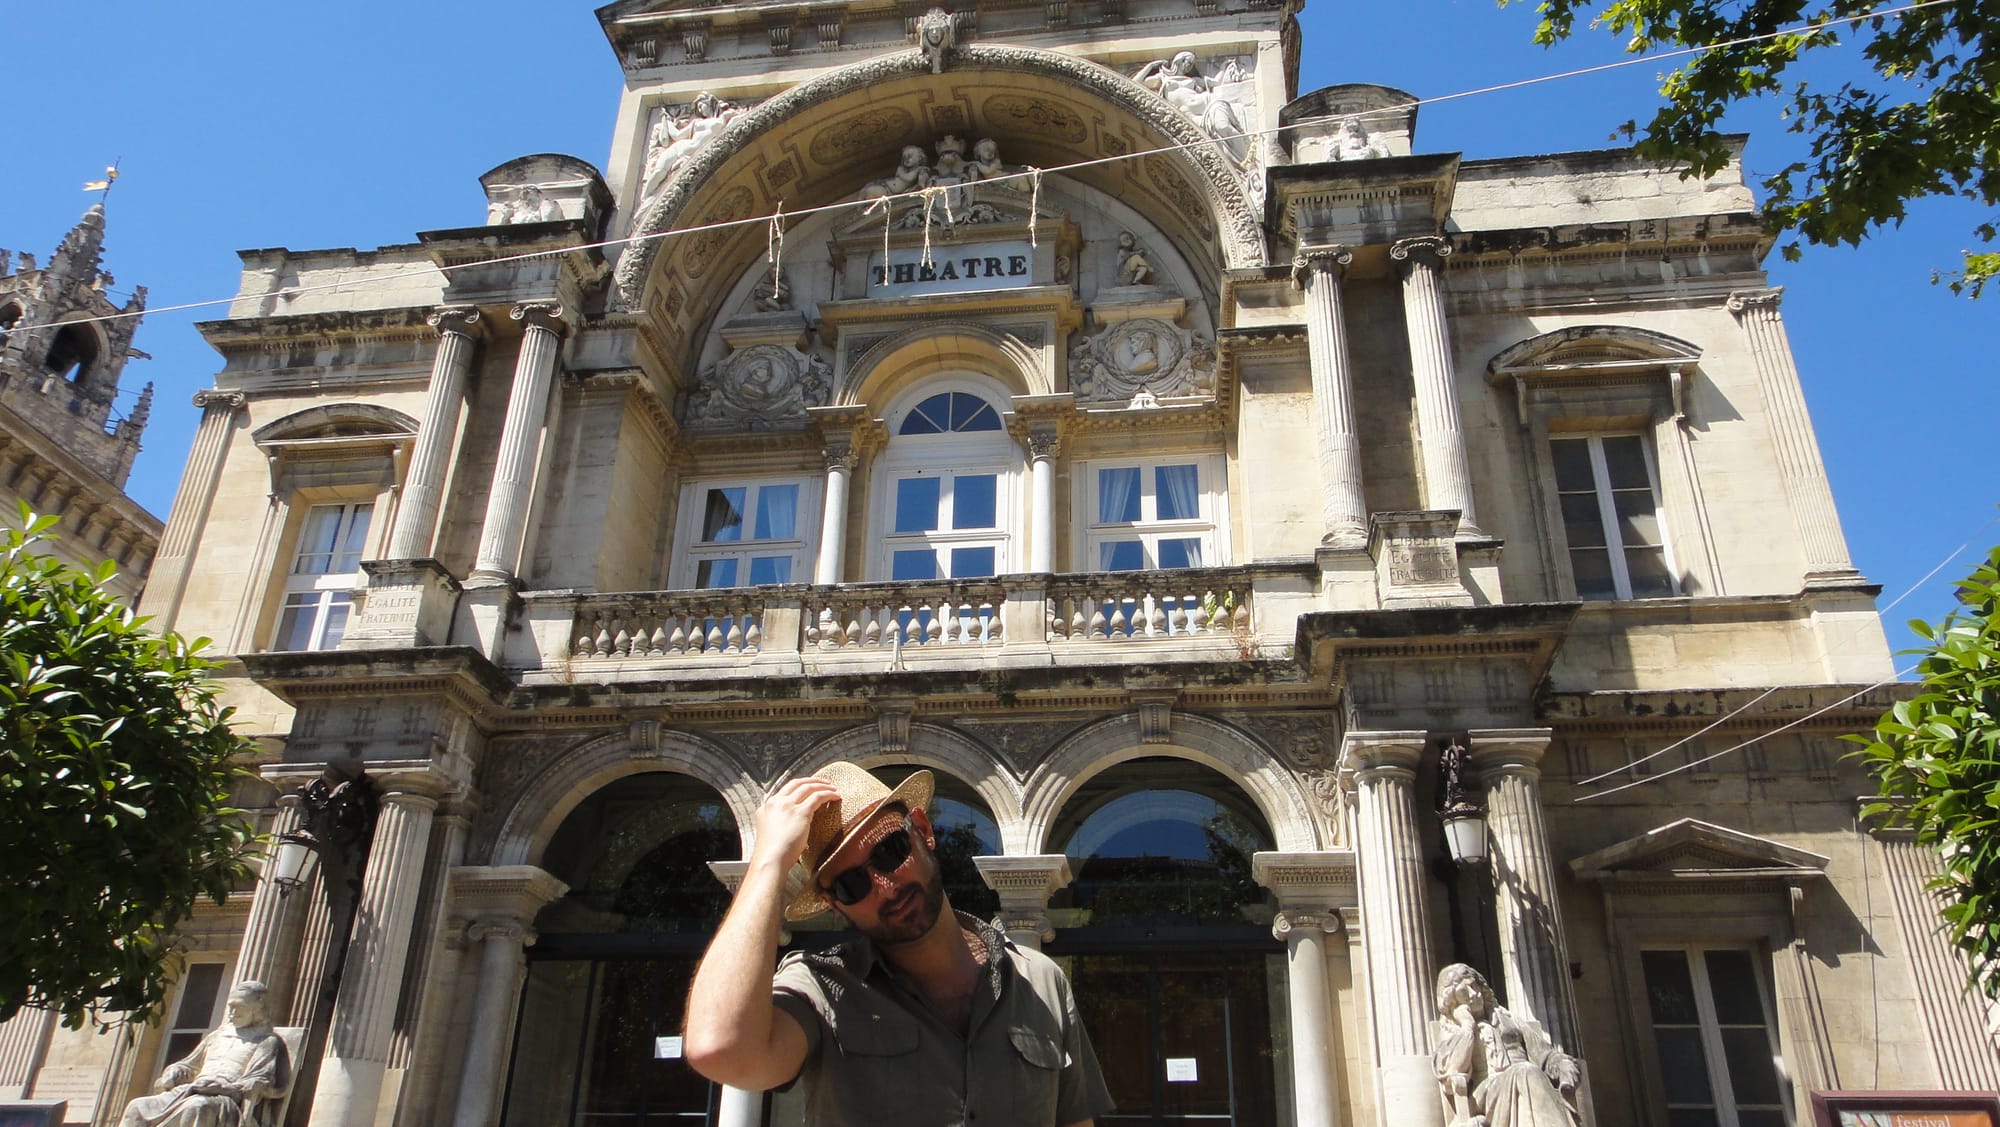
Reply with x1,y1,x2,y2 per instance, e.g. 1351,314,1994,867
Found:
0,508,258,1029
1503,0,2000,295
1852,543,2000,999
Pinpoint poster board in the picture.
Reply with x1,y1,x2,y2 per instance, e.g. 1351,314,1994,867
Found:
1810,1090,2000,1127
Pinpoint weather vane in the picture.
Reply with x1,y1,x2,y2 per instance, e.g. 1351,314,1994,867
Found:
82,160,121,202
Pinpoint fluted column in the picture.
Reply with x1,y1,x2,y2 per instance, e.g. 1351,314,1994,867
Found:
1027,431,1060,573
1294,246,1368,547
140,389,245,632
470,302,566,582
309,780,443,1127
1254,851,1354,1127
1727,288,1858,581
387,307,482,560
1392,237,1481,537
1341,731,1443,1127
234,793,308,1011
814,446,854,585
1467,729,1580,1054
973,855,1073,950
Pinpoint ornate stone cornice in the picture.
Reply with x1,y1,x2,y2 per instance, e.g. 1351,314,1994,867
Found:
1390,235,1451,268
1726,286,1784,315
1291,244,1353,289
428,306,485,338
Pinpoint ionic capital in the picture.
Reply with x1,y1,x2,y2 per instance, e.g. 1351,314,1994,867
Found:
1271,910,1338,942
466,919,535,947
1726,287,1785,316
191,389,246,411
1291,244,1354,288
509,301,568,335
1390,235,1452,270
427,306,485,338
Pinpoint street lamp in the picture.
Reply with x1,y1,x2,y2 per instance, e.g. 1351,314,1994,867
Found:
1437,739,1487,867
269,830,319,894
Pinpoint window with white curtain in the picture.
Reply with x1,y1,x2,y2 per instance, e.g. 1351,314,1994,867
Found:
1081,455,1224,571
1550,434,1677,600
272,502,372,651
674,479,814,589
873,388,1020,580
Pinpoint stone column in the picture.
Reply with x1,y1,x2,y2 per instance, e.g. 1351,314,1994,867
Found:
1254,852,1356,1127
387,307,482,561
447,866,568,1127
1294,246,1368,547
1026,431,1060,573
973,855,1073,950
1340,731,1443,1127
234,792,308,1009
1726,287,1859,582
1391,237,1481,537
470,302,566,582
1467,729,1581,1054
814,446,854,585
308,778,444,1127
142,389,244,632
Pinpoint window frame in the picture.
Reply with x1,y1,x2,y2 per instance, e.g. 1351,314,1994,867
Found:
1549,432,1680,601
270,499,376,652
1076,453,1228,573
668,475,819,591
1636,944,1789,1127
869,381,1023,581
157,960,230,1073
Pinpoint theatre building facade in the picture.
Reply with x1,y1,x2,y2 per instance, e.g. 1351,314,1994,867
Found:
9,0,2000,1124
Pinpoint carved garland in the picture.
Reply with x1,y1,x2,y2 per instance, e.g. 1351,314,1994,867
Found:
614,44,1267,309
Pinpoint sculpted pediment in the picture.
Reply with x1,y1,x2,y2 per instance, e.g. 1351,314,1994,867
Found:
1569,818,1829,885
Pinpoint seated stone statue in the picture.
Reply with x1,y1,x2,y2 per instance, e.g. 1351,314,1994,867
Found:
121,980,290,1127
1432,963,1580,1127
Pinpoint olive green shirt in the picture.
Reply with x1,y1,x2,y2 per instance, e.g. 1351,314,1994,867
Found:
771,912,1113,1126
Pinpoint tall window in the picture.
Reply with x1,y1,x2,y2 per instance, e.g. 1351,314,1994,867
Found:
877,389,1017,580
1551,435,1676,600
1084,457,1221,571
159,962,227,1069
273,502,372,651
1639,948,1787,1127
682,480,807,588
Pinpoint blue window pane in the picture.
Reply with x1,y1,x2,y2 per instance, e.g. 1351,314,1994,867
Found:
891,550,938,580
748,556,792,586
953,395,1001,431
950,546,996,578
895,477,941,532
753,484,799,540
321,596,352,649
696,559,739,588
1158,538,1203,569
899,400,946,434
1100,540,1144,571
701,488,746,542
953,474,997,529
1155,463,1201,520
1098,468,1141,523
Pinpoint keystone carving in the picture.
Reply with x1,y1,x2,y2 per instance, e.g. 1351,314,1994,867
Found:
1067,318,1216,403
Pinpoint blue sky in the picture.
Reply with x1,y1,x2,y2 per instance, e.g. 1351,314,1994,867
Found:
7,1,1994,653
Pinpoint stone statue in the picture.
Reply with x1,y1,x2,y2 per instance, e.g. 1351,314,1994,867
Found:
1132,52,1254,167
1115,231,1153,286
1333,116,1391,162
753,267,792,312
1432,964,1581,1127
506,184,562,224
638,93,742,211
966,137,1006,181
121,980,290,1127
917,7,956,73
862,145,934,200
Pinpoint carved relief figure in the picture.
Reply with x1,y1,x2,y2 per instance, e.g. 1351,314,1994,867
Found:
752,267,792,312
638,93,743,211
688,344,830,430
1333,116,1391,161
1432,964,1581,1127
866,139,1018,227
862,145,934,199
1115,231,1154,286
1132,52,1255,168
967,137,1006,181
917,6,956,72
1067,318,1216,402
120,981,290,1127
507,184,563,224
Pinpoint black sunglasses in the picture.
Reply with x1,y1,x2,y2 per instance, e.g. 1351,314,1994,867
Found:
821,825,916,906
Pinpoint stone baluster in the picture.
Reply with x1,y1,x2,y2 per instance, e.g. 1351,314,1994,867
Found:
973,855,1073,951
1391,237,1482,537
448,866,568,1127
387,307,483,560
1027,431,1060,573
1294,246,1368,547
233,792,308,1012
1727,287,1859,582
1254,851,1356,1127
307,778,444,1127
141,389,244,632
1467,729,1581,1053
815,445,854,585
1341,731,1444,1127
470,302,566,582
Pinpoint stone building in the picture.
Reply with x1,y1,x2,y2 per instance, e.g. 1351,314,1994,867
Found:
0,204,159,602
7,0,1998,1125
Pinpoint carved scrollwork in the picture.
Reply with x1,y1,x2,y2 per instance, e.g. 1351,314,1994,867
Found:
686,344,831,431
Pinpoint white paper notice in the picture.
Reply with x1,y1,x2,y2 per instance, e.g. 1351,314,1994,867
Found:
1165,1058,1199,1083
655,1036,684,1060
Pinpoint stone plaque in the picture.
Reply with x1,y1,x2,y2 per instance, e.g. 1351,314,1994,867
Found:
867,241,1033,297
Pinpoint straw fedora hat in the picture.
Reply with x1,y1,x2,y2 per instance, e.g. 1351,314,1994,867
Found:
784,762,935,921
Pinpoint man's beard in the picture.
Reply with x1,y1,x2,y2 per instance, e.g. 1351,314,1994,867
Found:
867,866,946,945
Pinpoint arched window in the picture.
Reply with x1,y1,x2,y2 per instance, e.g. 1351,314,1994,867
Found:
873,383,1020,580
42,322,99,383
0,304,21,346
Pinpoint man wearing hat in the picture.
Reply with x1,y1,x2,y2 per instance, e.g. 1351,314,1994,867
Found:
683,761,1112,1125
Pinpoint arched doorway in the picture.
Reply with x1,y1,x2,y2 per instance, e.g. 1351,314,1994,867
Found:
1045,758,1292,1127
501,772,740,1126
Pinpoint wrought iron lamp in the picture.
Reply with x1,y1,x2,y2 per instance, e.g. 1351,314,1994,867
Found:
1437,739,1488,867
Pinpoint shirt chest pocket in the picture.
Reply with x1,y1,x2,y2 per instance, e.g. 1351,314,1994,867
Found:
1008,1025,1065,1070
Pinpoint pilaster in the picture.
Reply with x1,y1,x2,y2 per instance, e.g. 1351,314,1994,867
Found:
386,306,483,560
470,302,566,583
446,866,567,1127
140,389,244,633
1294,246,1368,548
1255,851,1358,1127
